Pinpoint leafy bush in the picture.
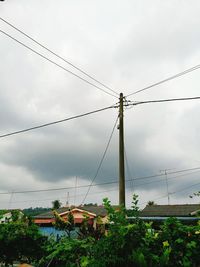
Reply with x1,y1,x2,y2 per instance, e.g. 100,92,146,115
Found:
158,218,200,266
38,237,94,267
0,221,47,266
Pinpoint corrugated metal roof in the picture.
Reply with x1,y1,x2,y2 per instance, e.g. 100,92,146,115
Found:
34,207,70,219
81,206,107,216
140,204,200,217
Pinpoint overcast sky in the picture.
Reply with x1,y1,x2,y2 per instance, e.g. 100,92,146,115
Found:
0,0,200,209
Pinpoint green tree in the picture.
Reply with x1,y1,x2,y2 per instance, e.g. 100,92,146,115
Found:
52,200,62,210
83,203,97,206
0,221,47,266
11,209,21,222
147,201,157,206
38,237,92,267
23,207,51,217
53,210,75,238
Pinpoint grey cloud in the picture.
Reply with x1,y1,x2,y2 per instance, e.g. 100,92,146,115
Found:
1,0,200,208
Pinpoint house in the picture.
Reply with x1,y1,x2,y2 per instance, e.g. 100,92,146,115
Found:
138,204,200,223
34,205,108,228
33,205,108,237
0,209,23,224
0,211,12,224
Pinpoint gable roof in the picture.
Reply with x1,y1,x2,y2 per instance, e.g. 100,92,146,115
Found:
140,204,200,217
34,206,107,219
59,208,96,217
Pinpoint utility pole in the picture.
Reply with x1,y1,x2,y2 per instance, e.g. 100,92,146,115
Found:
119,92,125,206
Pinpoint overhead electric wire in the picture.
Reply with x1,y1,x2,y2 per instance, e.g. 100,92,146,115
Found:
138,194,170,207
1,166,200,195
128,96,200,107
81,115,119,204
0,29,118,98
0,17,118,97
0,104,117,139
139,180,200,206
2,188,119,205
19,171,199,208
134,169,200,188
126,64,200,97
124,146,134,192
170,181,200,196
5,171,200,207
5,171,198,205
127,166,200,184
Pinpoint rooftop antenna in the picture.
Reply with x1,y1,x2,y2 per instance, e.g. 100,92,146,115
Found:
8,190,14,210
74,176,78,207
66,191,69,208
160,169,172,205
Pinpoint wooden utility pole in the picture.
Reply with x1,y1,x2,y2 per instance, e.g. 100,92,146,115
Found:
119,92,125,206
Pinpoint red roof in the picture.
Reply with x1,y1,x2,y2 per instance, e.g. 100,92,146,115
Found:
34,218,54,224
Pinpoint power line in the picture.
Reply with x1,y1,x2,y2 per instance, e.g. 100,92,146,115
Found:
0,29,118,99
0,183,117,195
171,181,200,196
2,188,119,205
2,170,199,206
0,17,119,97
124,146,134,192
127,167,200,184
1,166,200,195
5,174,199,207
0,104,117,139
4,171,200,207
134,169,200,188
81,115,119,204
126,64,200,97
133,167,200,182
139,180,200,207
127,96,200,107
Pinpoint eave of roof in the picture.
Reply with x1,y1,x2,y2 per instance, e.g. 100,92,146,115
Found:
34,206,108,219
140,204,200,217
128,216,200,221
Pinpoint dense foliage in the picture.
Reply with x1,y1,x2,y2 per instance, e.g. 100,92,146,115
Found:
0,210,7,216
0,218,47,266
38,196,200,267
52,200,62,210
1,195,200,266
